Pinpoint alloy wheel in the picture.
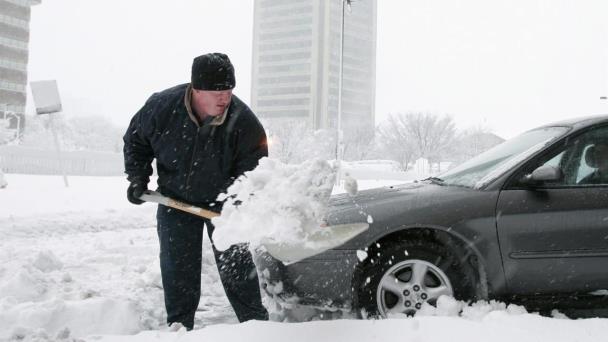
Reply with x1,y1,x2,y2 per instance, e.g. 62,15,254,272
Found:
376,259,453,317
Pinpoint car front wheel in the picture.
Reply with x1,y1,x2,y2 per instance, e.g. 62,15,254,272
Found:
355,238,481,318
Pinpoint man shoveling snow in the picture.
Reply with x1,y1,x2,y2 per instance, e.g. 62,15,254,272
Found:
125,52,368,328
123,52,268,330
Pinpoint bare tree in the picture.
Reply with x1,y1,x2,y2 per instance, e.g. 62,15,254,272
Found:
264,119,308,163
377,112,456,172
451,125,504,164
402,112,456,171
264,119,336,164
376,114,417,170
343,126,375,161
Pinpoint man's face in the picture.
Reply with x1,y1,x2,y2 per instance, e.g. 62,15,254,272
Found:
191,89,232,116
595,144,608,171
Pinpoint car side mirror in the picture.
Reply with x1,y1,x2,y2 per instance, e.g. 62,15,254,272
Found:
520,165,562,185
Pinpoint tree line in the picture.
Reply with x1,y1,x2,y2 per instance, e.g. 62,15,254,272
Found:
2,112,504,174
264,112,504,172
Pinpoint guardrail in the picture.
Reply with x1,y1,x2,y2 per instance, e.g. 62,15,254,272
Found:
0,146,124,176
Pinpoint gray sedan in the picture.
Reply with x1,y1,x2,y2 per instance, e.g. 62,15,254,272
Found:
256,115,608,319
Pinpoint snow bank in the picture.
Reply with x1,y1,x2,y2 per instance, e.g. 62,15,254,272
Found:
0,225,157,340
3,298,141,339
92,298,608,342
0,174,138,219
212,158,336,250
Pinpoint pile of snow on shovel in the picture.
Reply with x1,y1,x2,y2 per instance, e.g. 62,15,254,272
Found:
213,158,336,251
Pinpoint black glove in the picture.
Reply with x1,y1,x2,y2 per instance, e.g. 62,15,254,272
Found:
127,180,148,205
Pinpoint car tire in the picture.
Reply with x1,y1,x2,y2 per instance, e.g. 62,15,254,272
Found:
354,238,481,318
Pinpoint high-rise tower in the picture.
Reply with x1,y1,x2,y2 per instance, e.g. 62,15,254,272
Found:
0,0,40,134
251,0,377,138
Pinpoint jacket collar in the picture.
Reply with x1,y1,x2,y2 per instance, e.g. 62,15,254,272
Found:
184,84,228,127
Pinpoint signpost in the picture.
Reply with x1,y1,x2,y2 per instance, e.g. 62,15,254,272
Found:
603,48,608,101
30,80,68,187
336,0,353,186
0,107,20,144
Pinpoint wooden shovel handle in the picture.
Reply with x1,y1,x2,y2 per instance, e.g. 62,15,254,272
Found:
139,190,220,219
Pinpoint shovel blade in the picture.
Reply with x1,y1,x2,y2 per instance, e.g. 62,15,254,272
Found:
262,222,369,264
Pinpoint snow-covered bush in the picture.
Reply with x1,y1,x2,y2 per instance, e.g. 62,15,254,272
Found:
20,114,123,152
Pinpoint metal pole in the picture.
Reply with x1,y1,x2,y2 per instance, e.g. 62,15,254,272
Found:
603,46,608,101
336,0,348,185
49,113,69,187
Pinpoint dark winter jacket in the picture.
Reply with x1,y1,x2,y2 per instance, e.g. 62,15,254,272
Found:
123,83,267,209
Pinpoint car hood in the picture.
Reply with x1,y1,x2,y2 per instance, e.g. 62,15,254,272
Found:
324,181,491,226
328,182,419,208
320,180,499,253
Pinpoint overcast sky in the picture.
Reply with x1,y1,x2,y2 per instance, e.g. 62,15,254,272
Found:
28,0,608,138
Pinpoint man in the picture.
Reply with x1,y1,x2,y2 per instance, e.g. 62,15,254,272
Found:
580,142,608,184
123,53,268,330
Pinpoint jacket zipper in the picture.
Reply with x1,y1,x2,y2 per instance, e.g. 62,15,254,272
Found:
185,126,201,200
184,126,216,201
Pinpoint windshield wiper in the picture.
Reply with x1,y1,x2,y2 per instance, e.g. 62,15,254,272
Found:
421,176,445,185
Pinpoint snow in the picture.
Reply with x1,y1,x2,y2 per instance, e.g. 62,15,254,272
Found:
356,250,368,262
342,171,358,196
88,313,608,342
213,158,336,251
1,171,608,341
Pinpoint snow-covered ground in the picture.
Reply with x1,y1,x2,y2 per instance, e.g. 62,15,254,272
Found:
1,170,608,341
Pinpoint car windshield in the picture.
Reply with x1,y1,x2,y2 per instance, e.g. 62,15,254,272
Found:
437,126,570,188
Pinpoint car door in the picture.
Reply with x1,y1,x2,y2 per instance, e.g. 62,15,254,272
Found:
496,125,608,295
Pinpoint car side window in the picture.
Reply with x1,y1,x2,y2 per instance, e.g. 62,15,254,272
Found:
513,125,608,188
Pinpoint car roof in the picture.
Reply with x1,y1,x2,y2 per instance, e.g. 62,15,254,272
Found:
535,114,608,131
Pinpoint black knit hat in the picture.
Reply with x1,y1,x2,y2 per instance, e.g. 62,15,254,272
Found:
191,53,236,91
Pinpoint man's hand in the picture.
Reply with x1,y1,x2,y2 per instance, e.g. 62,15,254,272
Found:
127,181,148,205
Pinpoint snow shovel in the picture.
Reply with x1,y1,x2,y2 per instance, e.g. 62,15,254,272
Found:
139,190,369,264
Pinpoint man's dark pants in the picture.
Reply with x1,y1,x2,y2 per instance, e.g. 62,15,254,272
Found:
156,204,268,329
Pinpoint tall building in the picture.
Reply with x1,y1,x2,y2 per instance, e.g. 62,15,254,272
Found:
0,0,40,133
251,0,377,138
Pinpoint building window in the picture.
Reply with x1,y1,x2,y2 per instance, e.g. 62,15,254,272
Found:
261,5,313,19
258,52,310,63
259,0,309,7
0,58,27,71
258,64,310,74
259,17,311,29
257,86,310,96
259,28,312,41
260,109,309,118
258,75,311,85
259,40,311,52
0,80,26,92
257,98,310,107
0,14,29,29
0,36,27,50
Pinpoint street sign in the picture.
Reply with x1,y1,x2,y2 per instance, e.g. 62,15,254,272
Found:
30,80,63,114
28,80,69,187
